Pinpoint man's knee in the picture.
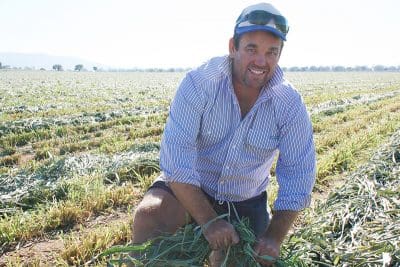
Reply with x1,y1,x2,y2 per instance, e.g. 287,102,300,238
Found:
132,188,188,237
132,203,160,227
133,189,168,227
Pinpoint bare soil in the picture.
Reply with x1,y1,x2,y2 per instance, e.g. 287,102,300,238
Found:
0,210,133,266
17,145,36,165
0,183,143,267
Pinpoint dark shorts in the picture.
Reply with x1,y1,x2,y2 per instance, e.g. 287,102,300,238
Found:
148,181,270,237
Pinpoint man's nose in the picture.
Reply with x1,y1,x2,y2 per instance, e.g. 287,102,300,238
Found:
254,54,267,66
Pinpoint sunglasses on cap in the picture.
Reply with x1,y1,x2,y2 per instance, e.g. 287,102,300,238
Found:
236,10,289,38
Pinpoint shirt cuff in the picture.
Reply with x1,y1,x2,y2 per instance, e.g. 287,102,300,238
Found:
273,194,312,211
163,167,201,187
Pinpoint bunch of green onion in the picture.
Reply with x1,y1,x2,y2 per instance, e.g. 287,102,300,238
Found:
100,214,292,266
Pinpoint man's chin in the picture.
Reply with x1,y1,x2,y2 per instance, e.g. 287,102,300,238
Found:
244,77,268,90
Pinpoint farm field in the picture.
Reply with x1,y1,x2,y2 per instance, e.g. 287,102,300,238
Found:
0,70,399,266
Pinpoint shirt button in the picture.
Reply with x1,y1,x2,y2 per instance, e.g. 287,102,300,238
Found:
226,166,230,170
220,181,225,184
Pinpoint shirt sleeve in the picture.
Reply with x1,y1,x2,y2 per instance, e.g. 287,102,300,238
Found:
274,95,316,211
159,72,205,187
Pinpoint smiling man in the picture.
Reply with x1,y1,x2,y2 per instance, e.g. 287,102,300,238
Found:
131,3,316,266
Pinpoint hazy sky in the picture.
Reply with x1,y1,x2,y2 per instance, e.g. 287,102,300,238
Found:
1,0,399,68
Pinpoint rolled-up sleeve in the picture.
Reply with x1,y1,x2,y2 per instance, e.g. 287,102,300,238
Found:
274,95,316,211
160,73,205,187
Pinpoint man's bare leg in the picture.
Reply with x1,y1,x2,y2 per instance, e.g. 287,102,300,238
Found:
131,187,188,245
130,187,226,267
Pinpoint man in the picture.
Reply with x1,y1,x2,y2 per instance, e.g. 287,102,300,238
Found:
131,2,316,266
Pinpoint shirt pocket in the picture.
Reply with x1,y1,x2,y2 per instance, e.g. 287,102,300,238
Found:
245,129,279,159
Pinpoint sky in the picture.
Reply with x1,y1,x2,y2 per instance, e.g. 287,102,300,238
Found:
1,0,399,69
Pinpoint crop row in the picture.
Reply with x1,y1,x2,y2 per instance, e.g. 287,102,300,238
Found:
0,107,168,136
0,112,166,153
281,127,400,265
0,148,160,210
309,89,400,115
0,71,181,109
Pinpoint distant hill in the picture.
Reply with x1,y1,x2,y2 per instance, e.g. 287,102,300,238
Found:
0,52,107,70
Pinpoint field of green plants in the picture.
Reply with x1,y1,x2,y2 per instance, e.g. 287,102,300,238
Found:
0,70,399,266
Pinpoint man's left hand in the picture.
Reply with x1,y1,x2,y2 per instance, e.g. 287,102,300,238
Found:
253,236,280,266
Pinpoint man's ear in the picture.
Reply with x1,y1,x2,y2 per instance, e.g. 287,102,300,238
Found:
229,38,235,58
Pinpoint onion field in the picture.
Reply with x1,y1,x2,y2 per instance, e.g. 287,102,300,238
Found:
0,70,399,266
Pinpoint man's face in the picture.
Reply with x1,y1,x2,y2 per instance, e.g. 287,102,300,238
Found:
229,31,282,91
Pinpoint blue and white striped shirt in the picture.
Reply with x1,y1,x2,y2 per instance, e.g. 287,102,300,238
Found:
157,56,316,211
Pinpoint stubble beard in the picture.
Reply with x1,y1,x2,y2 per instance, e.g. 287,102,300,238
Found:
243,68,270,90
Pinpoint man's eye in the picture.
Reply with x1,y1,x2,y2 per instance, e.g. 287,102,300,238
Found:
247,48,256,53
268,51,278,57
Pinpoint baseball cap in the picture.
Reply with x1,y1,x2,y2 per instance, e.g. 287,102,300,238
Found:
234,3,289,41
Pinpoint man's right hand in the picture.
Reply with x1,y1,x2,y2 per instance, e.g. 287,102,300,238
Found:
202,219,240,250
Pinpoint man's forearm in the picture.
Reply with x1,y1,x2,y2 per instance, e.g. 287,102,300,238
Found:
169,182,217,226
263,210,299,244
170,182,240,251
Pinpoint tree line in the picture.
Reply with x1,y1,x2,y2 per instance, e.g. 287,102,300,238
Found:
1,61,400,72
52,64,85,71
281,65,400,72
